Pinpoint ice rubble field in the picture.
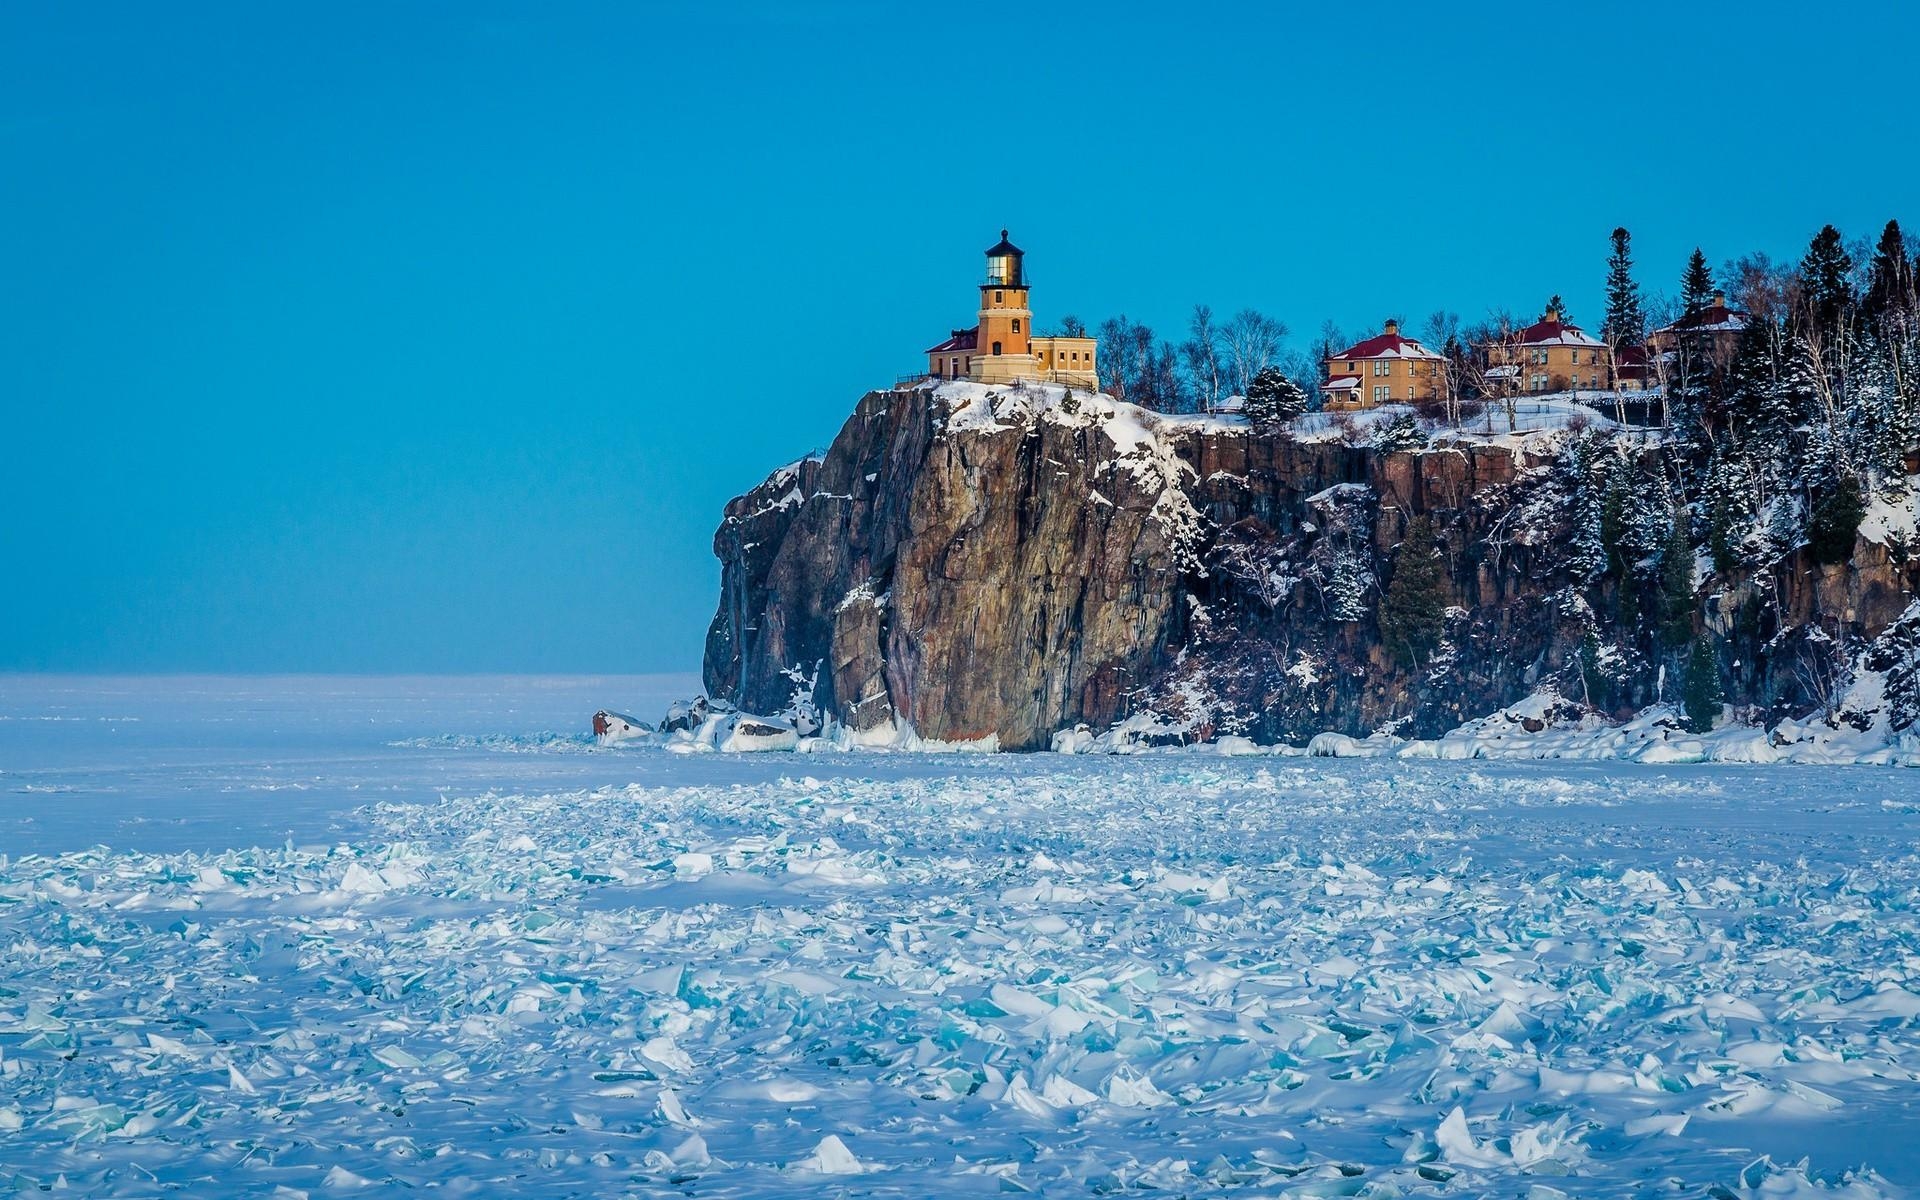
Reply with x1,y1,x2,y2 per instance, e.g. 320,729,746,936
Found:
6,734,1920,1199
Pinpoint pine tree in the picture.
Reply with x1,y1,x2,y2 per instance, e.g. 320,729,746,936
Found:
1798,224,1856,350
1378,516,1447,667
1371,411,1427,452
1702,452,1755,573
1601,227,1646,346
1564,439,1608,583
1325,540,1375,623
1681,639,1723,733
1806,474,1865,565
1681,248,1716,315
1765,492,1804,561
1864,219,1915,336
1244,365,1306,429
1725,317,1785,452
1851,334,1910,487
1612,472,1674,633
1660,506,1695,645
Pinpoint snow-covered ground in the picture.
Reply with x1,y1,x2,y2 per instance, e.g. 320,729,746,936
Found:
4,678,1920,1197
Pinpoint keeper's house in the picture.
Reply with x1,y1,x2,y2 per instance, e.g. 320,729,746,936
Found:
1322,319,1447,409
1486,304,1611,393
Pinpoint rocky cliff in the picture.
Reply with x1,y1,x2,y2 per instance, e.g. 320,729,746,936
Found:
704,381,1920,751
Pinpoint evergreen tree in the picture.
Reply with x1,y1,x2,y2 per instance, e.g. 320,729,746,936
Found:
1797,223,1856,349
1613,467,1672,632
1378,517,1447,667
1702,451,1755,573
1851,333,1912,487
1681,639,1723,733
1660,506,1695,645
1243,366,1306,429
1601,226,1646,346
1370,411,1427,452
1681,248,1716,315
1564,439,1608,583
1725,317,1786,453
1624,478,1674,568
1765,492,1804,561
1864,219,1915,336
1325,541,1374,622
1806,474,1865,565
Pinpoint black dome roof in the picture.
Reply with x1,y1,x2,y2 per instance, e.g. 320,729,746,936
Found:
985,229,1023,257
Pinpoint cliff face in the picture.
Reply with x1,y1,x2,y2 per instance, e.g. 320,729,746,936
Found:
705,384,1193,749
705,382,1920,749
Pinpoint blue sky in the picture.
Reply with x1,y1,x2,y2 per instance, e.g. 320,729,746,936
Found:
5,1,1915,673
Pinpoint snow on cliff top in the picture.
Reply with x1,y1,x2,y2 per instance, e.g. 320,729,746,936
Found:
935,381,1640,453
933,380,1213,554
1291,395,1635,447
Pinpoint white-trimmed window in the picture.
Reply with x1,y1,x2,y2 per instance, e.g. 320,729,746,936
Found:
1373,385,1390,403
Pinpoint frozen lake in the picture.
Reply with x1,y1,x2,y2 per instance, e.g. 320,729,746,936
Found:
2,676,1918,1196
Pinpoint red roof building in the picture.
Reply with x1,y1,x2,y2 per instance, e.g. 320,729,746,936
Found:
1485,304,1612,394
1322,319,1446,409
1647,291,1751,368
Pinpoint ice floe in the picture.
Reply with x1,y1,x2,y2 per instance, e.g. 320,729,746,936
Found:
0,758,1915,1195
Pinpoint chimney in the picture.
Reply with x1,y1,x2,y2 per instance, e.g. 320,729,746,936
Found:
1712,290,1727,309
1384,318,1399,336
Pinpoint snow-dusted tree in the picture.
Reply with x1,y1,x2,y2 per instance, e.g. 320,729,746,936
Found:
1370,411,1427,452
1323,540,1374,623
1850,334,1913,488
1680,248,1716,316
1797,223,1856,352
1378,516,1447,667
1563,438,1608,584
1725,317,1787,454
1221,308,1289,399
1702,451,1756,574
1181,304,1224,410
1243,366,1306,429
1601,227,1646,347
1764,491,1805,561
1212,524,1298,612
1607,466,1671,629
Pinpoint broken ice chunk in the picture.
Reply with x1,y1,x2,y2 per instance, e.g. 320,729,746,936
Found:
797,1134,870,1175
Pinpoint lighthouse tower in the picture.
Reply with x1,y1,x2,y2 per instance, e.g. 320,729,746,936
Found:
970,231,1040,385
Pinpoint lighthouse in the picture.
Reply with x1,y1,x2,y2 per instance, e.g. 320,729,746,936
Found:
924,231,1098,388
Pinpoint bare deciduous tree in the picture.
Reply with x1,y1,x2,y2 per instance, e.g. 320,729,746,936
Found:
1222,309,1289,399
1182,305,1224,412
